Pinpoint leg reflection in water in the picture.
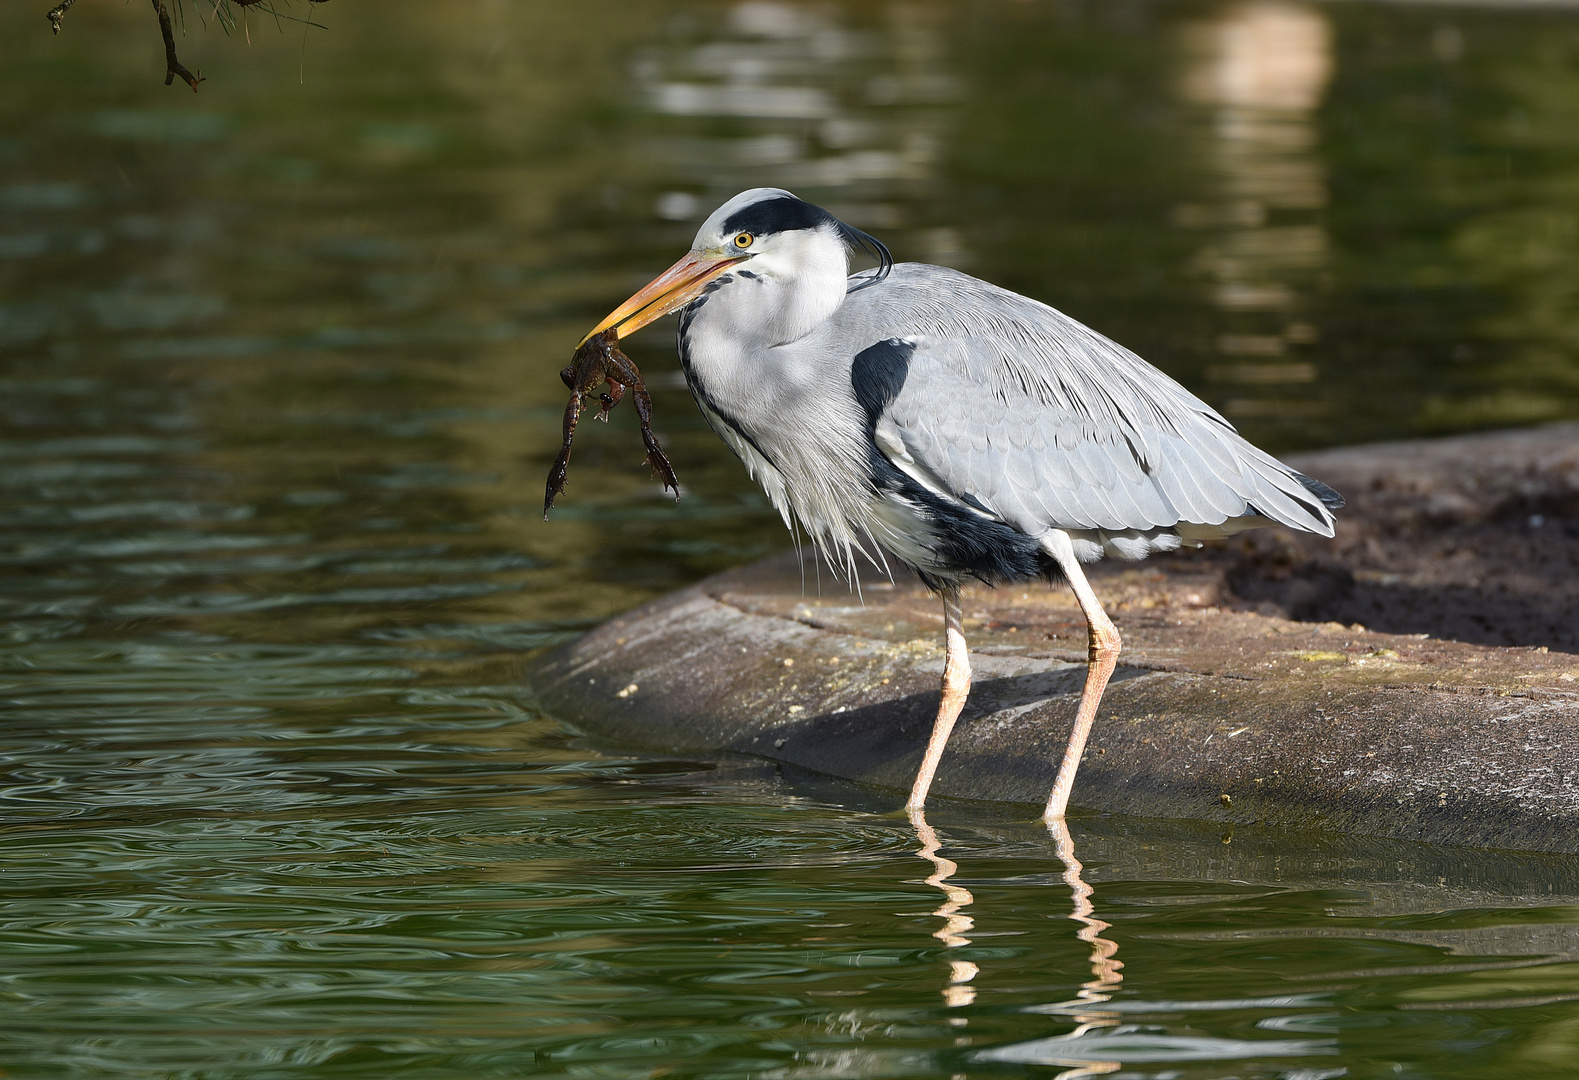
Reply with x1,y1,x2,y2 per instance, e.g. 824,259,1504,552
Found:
908,808,979,1008
1050,816,1124,1017
907,814,1125,1078
903,814,1124,1073
1044,815,1124,1079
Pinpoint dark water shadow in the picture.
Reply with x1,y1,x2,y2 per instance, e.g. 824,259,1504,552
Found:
772,764,1579,915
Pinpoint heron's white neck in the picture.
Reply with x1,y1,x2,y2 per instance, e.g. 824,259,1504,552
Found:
675,224,876,582
690,225,849,351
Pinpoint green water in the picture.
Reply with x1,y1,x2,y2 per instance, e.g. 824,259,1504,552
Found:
4,1,1579,1075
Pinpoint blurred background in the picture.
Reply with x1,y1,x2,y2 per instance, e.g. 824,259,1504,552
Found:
6,0,1579,644
5,3,1579,1077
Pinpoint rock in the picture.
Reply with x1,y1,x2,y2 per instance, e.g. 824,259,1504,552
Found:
1221,422,1579,650
530,423,1579,853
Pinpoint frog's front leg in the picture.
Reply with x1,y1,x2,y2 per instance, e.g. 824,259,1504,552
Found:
596,380,626,422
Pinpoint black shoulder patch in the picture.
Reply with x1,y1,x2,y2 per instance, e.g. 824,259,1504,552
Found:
850,338,912,427
1292,471,1345,510
852,336,1047,587
721,195,836,237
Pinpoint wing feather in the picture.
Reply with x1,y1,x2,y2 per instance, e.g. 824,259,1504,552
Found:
829,264,1336,539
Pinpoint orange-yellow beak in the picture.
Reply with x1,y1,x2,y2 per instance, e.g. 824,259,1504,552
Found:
579,250,747,346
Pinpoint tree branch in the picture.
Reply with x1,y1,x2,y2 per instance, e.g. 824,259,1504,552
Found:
152,0,203,92
46,0,78,35
46,0,331,89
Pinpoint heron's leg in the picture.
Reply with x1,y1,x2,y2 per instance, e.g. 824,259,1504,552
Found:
905,584,971,812
1043,532,1122,821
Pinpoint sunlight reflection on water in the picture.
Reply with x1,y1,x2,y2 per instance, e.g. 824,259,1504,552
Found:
3,0,1579,1076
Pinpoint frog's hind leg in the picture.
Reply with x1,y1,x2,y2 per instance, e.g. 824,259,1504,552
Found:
544,391,587,519
628,382,680,497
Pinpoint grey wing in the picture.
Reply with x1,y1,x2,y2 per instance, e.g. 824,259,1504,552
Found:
844,265,1339,542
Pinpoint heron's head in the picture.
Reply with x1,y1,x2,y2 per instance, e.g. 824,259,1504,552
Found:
581,188,891,346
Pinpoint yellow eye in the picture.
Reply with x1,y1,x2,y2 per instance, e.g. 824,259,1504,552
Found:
733,232,754,248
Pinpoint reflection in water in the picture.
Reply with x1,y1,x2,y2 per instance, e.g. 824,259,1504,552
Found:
908,809,978,1008
979,820,1345,1077
1049,818,1124,1022
1030,818,1125,1080
1179,1,1332,423
908,812,1130,1076
7,2,1579,1075
633,1,957,256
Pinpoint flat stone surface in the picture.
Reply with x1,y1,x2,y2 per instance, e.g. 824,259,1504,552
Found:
530,423,1579,853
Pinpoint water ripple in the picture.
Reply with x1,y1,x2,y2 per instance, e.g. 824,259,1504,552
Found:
7,2,1579,1076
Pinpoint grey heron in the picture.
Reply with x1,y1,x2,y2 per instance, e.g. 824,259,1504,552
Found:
577,187,1342,821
